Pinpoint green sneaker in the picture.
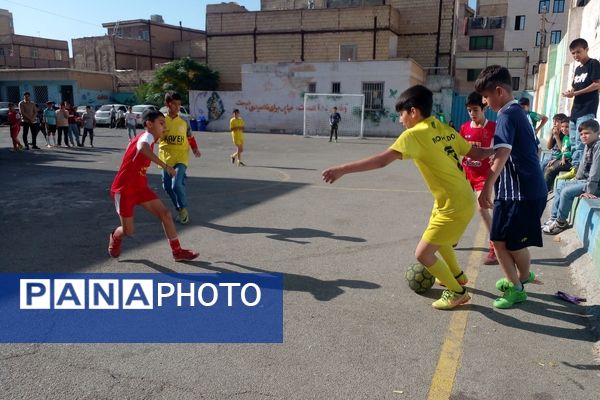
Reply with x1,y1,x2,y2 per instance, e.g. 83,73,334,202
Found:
493,284,527,309
178,208,189,225
496,271,535,292
436,271,468,287
432,289,471,310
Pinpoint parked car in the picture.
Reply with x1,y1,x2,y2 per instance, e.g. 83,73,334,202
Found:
76,105,88,117
0,107,8,125
95,104,127,126
159,105,193,132
132,105,159,127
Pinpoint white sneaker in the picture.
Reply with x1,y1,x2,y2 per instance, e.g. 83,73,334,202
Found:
541,218,555,229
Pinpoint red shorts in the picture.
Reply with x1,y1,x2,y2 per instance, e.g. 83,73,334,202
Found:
112,187,158,218
469,178,486,192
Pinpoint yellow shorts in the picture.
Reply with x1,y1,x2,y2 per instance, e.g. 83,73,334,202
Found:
231,131,244,146
421,203,475,246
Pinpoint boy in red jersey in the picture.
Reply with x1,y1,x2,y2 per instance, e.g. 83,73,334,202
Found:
108,109,199,262
7,103,24,151
459,92,497,265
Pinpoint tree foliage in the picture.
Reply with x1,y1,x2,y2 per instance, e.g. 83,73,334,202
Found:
141,58,219,105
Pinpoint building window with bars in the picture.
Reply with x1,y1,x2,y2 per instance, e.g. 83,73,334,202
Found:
467,69,483,82
308,82,316,93
512,77,520,91
514,15,525,30
331,82,341,94
539,0,550,13
340,44,357,61
469,36,493,50
31,47,38,59
553,0,565,13
33,86,49,103
0,48,4,56
55,50,62,60
550,30,562,44
535,31,546,47
362,82,384,111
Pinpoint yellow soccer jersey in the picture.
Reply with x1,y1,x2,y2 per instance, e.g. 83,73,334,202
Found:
159,115,190,167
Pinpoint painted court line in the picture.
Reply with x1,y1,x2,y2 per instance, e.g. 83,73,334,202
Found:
427,223,487,400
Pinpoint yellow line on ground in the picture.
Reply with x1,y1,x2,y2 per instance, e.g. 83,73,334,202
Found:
427,223,487,400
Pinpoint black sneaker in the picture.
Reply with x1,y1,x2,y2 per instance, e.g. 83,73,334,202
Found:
32,146,40,150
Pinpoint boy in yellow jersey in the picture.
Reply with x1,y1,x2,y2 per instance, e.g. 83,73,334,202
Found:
230,109,246,166
159,92,201,225
322,85,494,309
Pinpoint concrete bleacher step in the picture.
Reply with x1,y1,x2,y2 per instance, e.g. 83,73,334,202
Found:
572,198,600,275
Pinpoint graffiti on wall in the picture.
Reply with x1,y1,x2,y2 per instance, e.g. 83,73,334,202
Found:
207,92,224,121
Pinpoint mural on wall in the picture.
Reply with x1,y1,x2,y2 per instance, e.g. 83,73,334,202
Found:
207,92,225,121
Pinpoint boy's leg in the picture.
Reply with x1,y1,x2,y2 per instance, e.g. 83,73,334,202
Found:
416,240,463,293
492,240,519,284
334,126,338,141
22,123,30,149
171,164,187,210
237,143,245,165
161,169,178,210
556,181,587,222
329,126,334,142
82,129,88,146
89,129,94,146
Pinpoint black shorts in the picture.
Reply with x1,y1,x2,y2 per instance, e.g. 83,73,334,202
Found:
47,125,56,133
490,198,546,251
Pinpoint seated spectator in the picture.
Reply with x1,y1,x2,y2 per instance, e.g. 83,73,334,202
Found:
543,116,572,191
543,119,600,235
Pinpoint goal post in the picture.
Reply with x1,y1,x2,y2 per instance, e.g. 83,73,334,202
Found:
303,93,365,138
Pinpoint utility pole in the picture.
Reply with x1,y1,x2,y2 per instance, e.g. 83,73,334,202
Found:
537,3,548,68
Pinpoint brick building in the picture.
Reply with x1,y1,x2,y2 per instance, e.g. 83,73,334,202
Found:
72,15,205,73
206,0,456,90
0,9,70,70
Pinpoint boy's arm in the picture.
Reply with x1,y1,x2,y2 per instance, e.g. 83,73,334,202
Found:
138,142,176,176
322,149,400,183
465,146,494,161
478,148,511,209
188,134,201,157
584,146,600,195
535,113,549,134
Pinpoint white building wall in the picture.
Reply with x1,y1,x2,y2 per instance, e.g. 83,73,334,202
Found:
504,0,568,87
190,60,427,136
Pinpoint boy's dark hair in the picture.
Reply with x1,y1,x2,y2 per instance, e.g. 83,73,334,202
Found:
395,85,433,117
518,97,530,106
474,65,513,93
143,109,164,126
569,38,588,51
333,106,337,110
8,102,14,107
164,91,181,103
552,113,568,123
85,105,91,109
24,91,30,96
233,109,240,113
578,119,600,133
465,92,485,108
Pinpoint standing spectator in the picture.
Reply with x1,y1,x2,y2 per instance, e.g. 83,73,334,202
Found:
518,97,548,137
229,109,246,166
81,105,96,147
562,38,600,171
56,102,70,147
329,106,341,143
116,107,125,128
125,106,137,141
66,102,82,147
43,101,57,147
109,105,117,129
18,92,39,150
36,106,49,146
7,103,24,151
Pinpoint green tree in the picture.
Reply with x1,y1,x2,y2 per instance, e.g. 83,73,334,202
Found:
144,58,219,105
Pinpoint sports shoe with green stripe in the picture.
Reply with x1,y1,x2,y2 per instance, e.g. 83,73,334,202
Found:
493,284,527,309
495,271,535,292
432,289,471,310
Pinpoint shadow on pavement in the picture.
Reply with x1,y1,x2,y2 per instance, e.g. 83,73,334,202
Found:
531,247,588,266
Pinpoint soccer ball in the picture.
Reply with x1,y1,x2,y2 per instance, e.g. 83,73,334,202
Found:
405,263,435,294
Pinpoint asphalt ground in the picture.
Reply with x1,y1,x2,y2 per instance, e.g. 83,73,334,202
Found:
0,126,599,400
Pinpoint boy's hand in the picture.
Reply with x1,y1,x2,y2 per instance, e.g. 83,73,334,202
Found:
562,90,575,98
166,166,176,177
322,167,344,184
547,159,556,167
193,148,201,158
560,156,567,166
478,184,494,209
580,192,598,199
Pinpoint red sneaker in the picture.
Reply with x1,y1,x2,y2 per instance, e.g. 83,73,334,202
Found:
483,246,498,265
173,248,199,262
108,231,121,258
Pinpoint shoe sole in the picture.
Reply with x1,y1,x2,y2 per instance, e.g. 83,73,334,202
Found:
108,233,120,258
432,293,471,310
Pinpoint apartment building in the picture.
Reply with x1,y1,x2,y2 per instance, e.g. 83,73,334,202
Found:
206,0,456,90
0,9,70,70
72,15,205,73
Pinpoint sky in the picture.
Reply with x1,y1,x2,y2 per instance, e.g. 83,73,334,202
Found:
3,0,475,55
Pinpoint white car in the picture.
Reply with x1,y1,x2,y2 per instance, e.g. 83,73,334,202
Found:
95,104,127,126
159,106,191,121
132,105,159,127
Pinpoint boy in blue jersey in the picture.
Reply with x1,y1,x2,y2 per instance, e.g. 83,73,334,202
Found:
475,66,548,309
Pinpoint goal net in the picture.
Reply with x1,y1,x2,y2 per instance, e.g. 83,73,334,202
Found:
303,93,365,138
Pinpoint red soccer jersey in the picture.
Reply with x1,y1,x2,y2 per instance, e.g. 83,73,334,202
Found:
111,132,156,194
7,110,21,135
459,120,496,189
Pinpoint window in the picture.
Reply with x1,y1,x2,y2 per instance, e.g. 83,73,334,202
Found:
553,0,565,13
550,30,562,44
514,15,525,30
31,47,38,59
577,0,590,6
362,82,384,111
332,82,341,94
469,36,493,50
7,86,20,103
539,0,550,13
340,44,357,61
512,77,520,91
308,82,316,93
54,50,62,61
535,32,546,47
532,65,539,75
140,30,149,41
0,48,4,56
513,48,523,51
33,86,48,103
467,69,482,82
